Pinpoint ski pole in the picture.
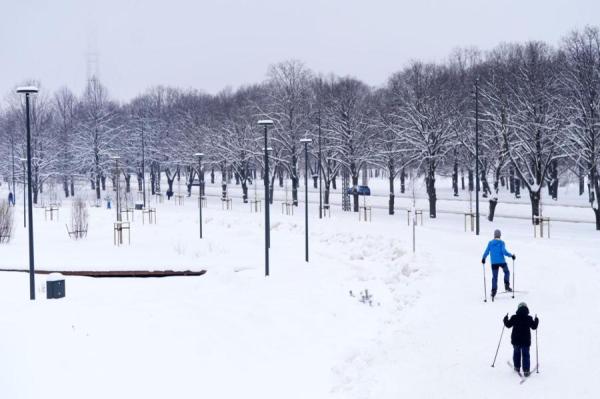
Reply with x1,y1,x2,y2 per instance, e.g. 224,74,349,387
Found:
491,318,506,367
536,316,539,373
512,258,515,299
483,263,487,302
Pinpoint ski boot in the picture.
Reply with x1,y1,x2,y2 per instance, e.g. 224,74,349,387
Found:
524,370,531,377
505,283,513,293
491,289,497,301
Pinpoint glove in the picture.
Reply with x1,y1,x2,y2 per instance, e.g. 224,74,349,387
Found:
512,255,516,260
503,314,508,323
481,259,485,264
534,316,539,323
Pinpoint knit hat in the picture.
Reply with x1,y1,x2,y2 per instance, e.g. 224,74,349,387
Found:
518,302,527,310
494,229,501,238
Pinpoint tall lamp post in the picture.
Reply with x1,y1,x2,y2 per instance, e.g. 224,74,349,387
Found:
194,153,204,239
300,137,312,262
258,119,273,276
141,122,146,209
17,85,39,300
475,78,480,235
318,113,323,219
112,156,121,222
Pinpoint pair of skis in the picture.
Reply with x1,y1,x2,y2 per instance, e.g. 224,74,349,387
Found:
507,361,538,384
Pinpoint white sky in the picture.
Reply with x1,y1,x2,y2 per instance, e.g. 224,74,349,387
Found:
1,0,598,101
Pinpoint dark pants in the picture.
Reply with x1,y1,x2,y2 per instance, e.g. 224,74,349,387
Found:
513,345,531,372
491,263,510,291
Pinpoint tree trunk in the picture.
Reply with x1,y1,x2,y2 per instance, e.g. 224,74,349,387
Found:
509,168,515,194
292,155,298,206
278,168,284,188
461,169,465,190
269,174,276,204
529,190,540,224
70,177,75,197
211,168,215,184
332,174,337,190
468,169,474,191
63,177,69,198
481,171,489,198
400,168,405,194
488,198,498,221
124,174,131,193
101,175,106,191
242,181,248,203
95,175,101,200
452,160,458,197
137,173,143,192
579,166,585,196
324,180,331,207
388,172,395,215
351,171,359,212
426,162,437,218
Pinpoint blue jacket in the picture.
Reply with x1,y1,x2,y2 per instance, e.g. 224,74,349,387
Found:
482,239,513,265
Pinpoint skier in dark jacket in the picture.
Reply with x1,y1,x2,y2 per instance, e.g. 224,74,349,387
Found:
482,229,515,300
503,302,539,376
8,192,15,206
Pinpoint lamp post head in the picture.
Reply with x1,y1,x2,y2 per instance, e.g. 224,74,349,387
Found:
16,86,39,94
262,147,273,152
300,138,313,144
194,153,204,158
257,119,274,127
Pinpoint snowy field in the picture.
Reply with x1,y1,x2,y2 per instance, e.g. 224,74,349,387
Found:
0,178,599,398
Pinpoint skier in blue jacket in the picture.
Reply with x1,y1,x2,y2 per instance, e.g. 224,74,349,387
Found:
482,229,515,300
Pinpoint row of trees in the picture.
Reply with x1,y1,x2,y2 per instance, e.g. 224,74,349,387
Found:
1,27,599,229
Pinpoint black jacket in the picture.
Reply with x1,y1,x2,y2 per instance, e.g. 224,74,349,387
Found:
503,306,539,346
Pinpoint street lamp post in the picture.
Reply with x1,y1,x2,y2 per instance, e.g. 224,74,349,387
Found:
112,156,121,222
258,119,273,276
194,153,204,239
10,135,16,206
17,85,39,300
475,78,480,236
300,138,312,262
318,113,323,219
141,123,146,209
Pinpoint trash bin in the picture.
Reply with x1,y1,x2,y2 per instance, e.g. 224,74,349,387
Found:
135,201,144,210
46,273,66,299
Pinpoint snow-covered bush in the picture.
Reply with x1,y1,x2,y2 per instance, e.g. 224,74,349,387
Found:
0,200,14,244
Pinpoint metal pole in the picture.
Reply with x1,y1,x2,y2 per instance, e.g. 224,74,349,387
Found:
483,263,488,302
11,137,16,206
141,123,146,209
25,93,36,300
199,156,203,239
475,78,480,235
512,258,515,299
491,321,506,367
264,125,270,276
535,319,539,373
304,142,309,262
115,159,121,222
318,113,323,219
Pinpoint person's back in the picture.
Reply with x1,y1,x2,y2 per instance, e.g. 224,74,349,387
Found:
483,238,511,265
503,302,539,376
482,229,515,299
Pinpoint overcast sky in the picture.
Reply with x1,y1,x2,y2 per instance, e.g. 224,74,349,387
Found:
1,0,598,102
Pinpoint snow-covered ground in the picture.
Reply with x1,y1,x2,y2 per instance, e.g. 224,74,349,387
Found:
0,178,598,398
